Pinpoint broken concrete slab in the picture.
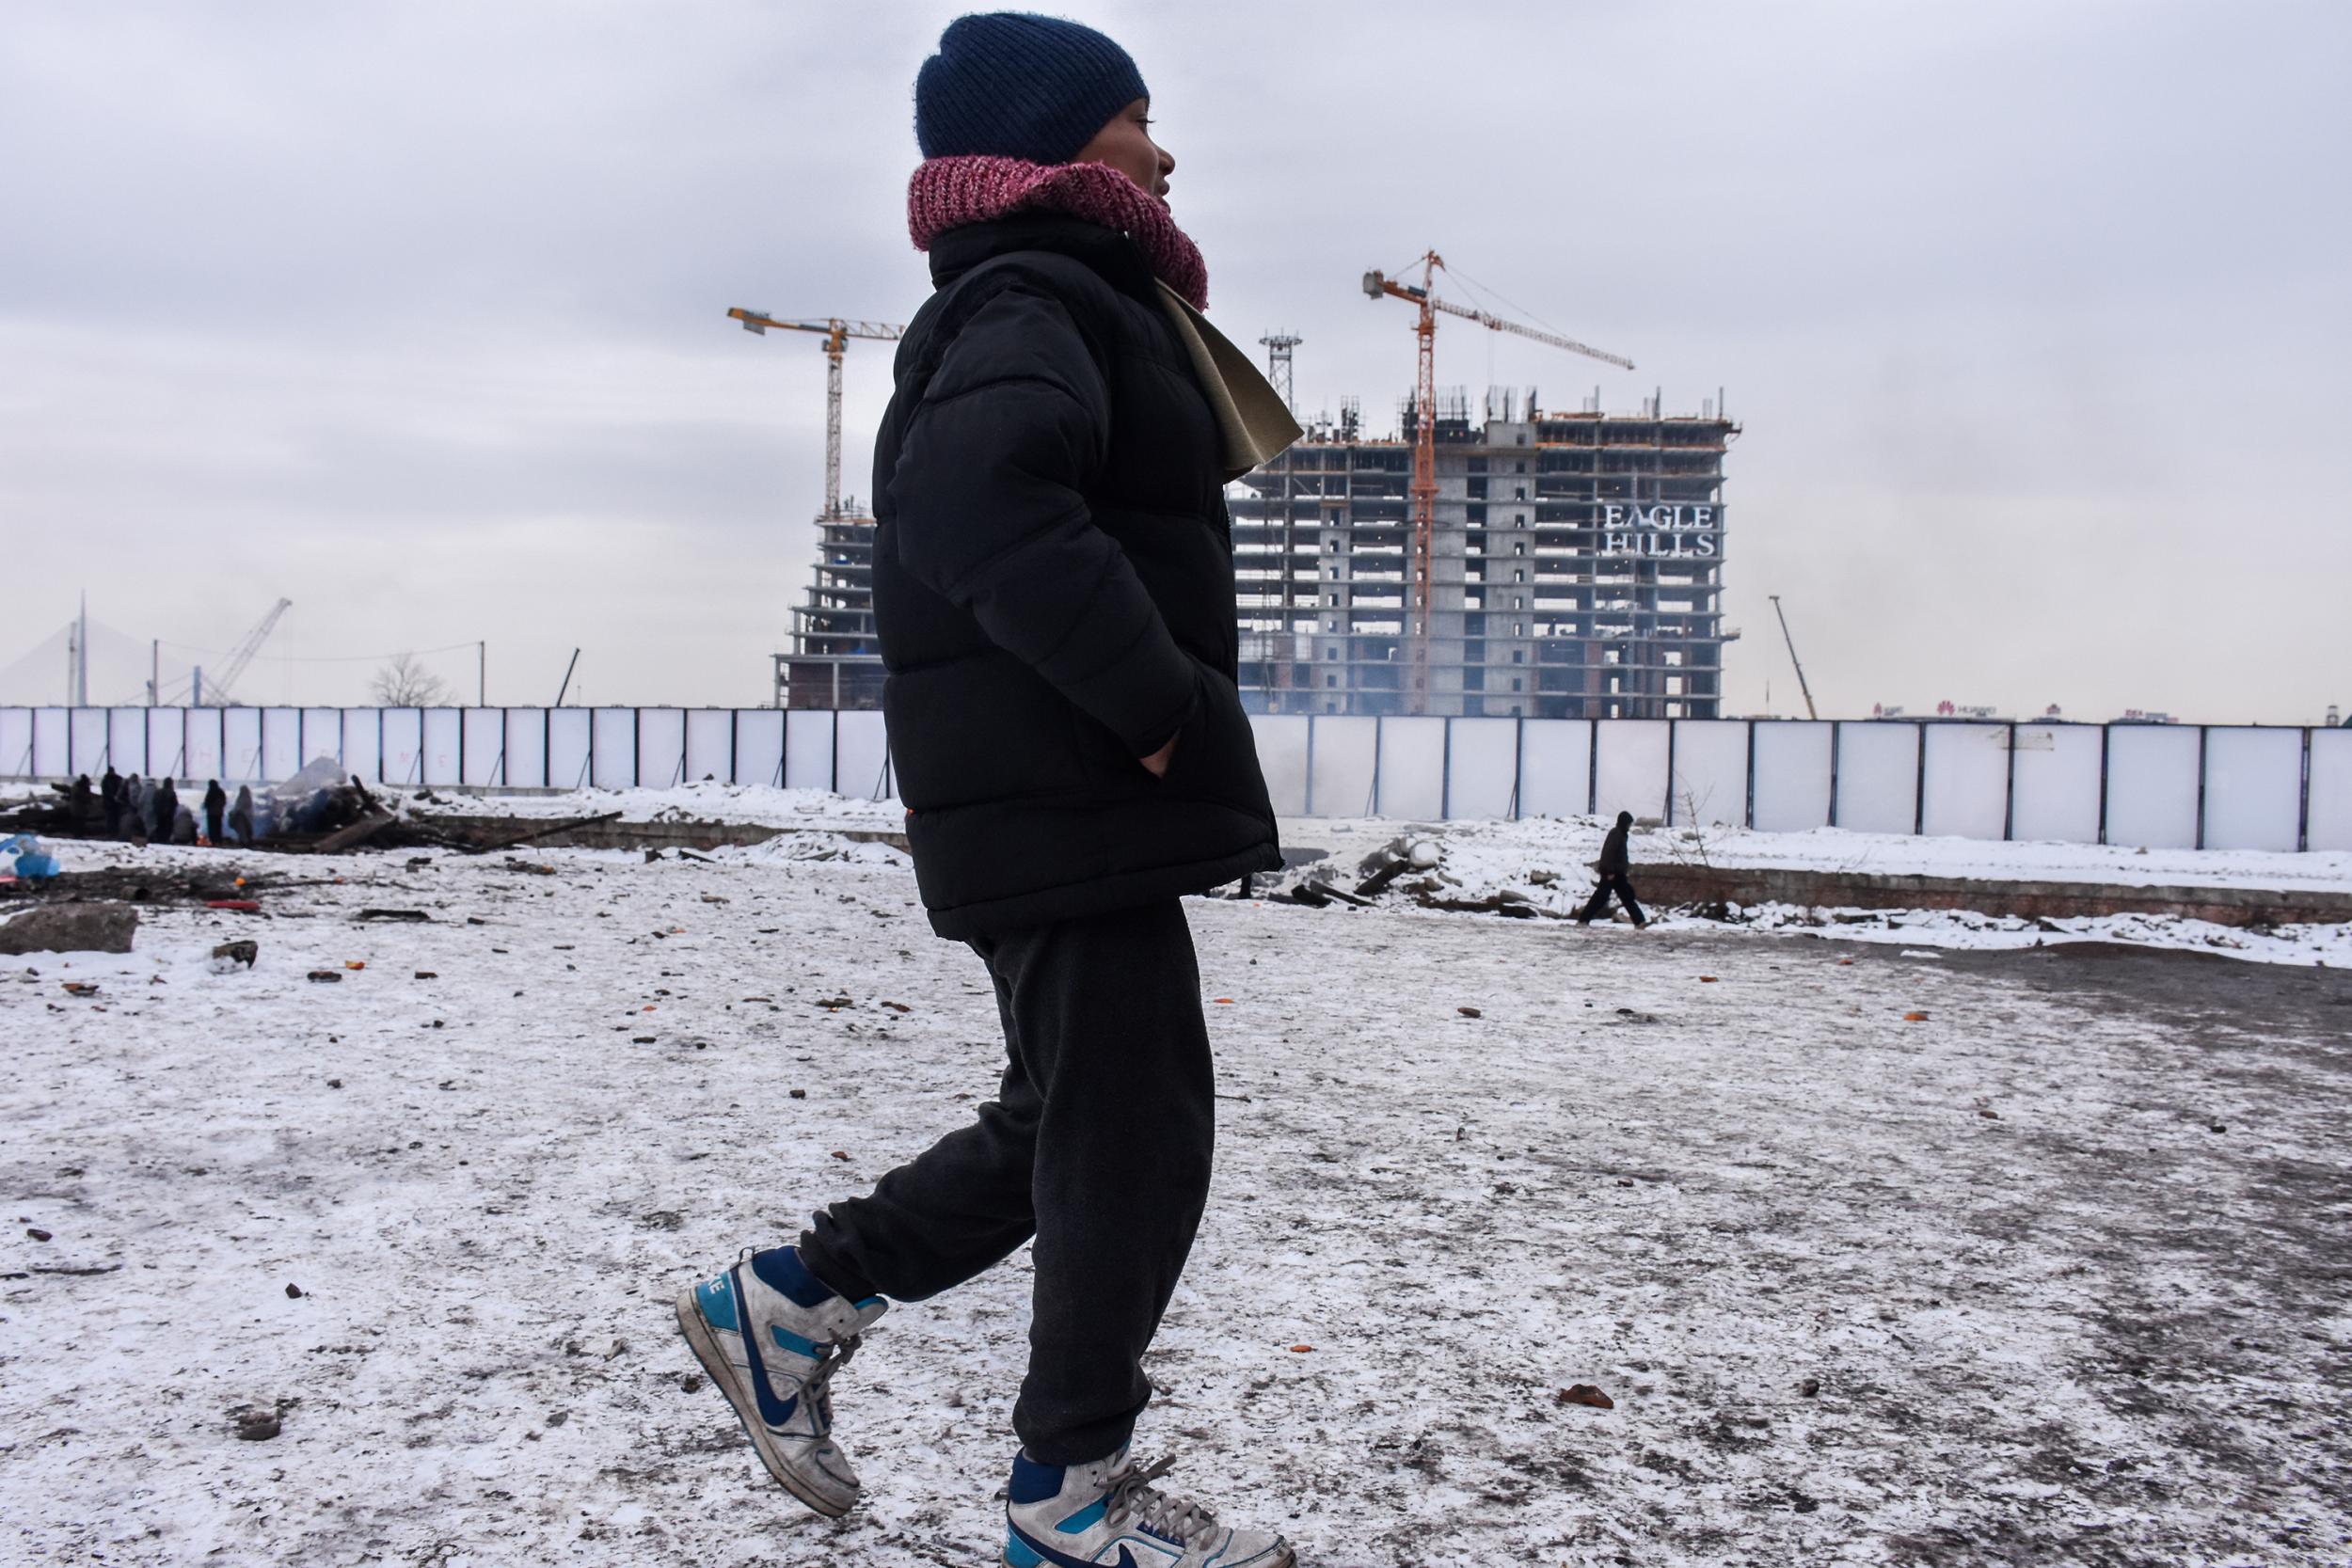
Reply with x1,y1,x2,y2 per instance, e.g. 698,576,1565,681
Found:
0,903,138,956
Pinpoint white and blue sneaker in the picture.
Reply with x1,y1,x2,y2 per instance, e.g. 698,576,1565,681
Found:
1005,1445,1294,1568
674,1245,887,1516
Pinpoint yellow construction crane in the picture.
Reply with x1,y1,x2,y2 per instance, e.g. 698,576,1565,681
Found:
727,309,906,518
1362,253,1634,713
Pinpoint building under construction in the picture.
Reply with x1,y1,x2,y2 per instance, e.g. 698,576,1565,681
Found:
1232,389,1738,720
772,509,883,710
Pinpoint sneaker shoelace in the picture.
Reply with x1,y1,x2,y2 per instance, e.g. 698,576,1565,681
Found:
801,1333,862,1428
1104,1454,1217,1545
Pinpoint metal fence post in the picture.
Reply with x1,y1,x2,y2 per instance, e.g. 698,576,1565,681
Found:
2003,721,2019,842
2195,726,2209,850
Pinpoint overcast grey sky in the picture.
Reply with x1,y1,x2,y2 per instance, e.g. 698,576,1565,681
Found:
4,0,2345,720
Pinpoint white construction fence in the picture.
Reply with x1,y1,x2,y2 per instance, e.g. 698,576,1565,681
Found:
4,706,2347,853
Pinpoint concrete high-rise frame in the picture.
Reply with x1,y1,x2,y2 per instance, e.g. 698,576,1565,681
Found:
1232,392,1739,720
771,512,884,711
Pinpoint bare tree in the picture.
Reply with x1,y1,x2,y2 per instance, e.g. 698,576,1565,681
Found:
370,652,451,707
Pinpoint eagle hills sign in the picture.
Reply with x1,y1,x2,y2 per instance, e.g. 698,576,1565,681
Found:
1598,503,1720,559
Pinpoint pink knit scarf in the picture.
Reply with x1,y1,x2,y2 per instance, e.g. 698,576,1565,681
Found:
907,155,1208,310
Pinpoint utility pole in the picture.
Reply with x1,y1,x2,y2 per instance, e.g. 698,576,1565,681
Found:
479,641,487,707
151,639,160,707
73,593,89,706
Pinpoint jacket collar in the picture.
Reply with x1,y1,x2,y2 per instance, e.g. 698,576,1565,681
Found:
926,215,1162,307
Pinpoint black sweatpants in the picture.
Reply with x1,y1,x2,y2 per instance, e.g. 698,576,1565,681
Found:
797,898,1215,1466
1579,873,1647,927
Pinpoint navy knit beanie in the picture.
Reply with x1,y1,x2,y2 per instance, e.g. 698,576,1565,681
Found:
915,13,1148,164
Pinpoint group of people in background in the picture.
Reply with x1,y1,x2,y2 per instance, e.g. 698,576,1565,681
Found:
61,768,253,847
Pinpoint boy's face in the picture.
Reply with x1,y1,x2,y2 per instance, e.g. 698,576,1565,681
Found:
1075,98,1173,206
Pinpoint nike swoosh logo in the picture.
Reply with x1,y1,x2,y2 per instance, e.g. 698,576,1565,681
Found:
1005,1521,1140,1568
732,1269,801,1429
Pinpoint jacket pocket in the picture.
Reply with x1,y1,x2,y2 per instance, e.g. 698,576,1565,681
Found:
885,656,1093,809
1160,657,1263,812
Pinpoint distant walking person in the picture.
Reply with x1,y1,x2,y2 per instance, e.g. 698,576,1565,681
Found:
673,16,1296,1568
1578,810,1649,928
202,780,228,846
100,767,123,835
150,778,180,846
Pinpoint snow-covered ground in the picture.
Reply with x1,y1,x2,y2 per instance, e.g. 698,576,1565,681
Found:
1263,816,2352,969
6,835,2349,1566
403,781,904,834
1271,811,2352,895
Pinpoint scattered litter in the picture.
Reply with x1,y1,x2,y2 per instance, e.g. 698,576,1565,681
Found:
231,1406,281,1442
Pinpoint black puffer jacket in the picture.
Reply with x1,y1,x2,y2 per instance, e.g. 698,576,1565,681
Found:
1597,815,1634,877
871,214,1281,939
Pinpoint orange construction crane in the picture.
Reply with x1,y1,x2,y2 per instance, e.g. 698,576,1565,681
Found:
1362,253,1634,713
728,309,906,518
